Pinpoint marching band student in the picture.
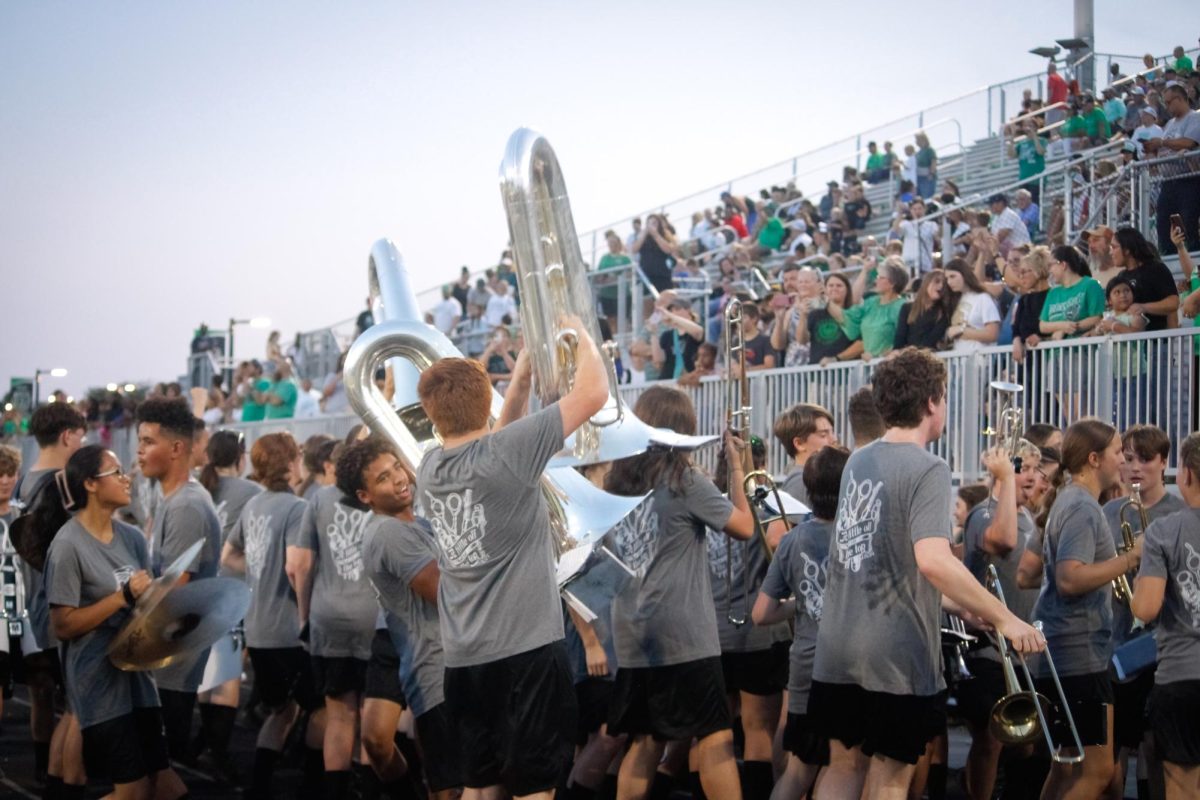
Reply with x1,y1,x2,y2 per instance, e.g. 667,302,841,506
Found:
772,403,836,507
1033,419,1138,799
1131,431,1200,800
414,316,608,800
194,429,261,781
706,438,791,800
294,441,379,796
44,445,188,800
957,442,1043,800
753,445,849,800
1102,424,1184,799
13,403,86,790
347,436,461,799
846,386,885,450
604,385,755,800
807,348,1043,800
221,433,319,800
136,398,223,762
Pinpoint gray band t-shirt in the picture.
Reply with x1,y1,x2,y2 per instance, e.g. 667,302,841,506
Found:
760,518,831,714
417,404,566,668
363,514,445,716
45,518,159,729
1103,492,1186,646
151,479,222,692
813,441,953,696
1032,484,1116,678
963,500,1040,663
210,476,262,541
228,490,307,649
297,486,378,660
781,469,810,510
16,469,56,651
706,528,790,652
1137,508,1200,685
610,466,734,668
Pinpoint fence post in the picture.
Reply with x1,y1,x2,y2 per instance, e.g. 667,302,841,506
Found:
1064,169,1074,242
791,157,798,180
999,89,1007,136
1096,334,1114,426
855,134,862,173
616,271,629,351
987,88,993,138
961,354,982,483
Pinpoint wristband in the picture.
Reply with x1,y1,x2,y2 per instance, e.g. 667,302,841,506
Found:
121,581,136,608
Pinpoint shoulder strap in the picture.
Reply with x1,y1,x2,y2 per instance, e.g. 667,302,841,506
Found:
12,471,56,516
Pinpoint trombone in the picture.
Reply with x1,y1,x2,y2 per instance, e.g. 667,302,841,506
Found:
985,565,1084,764
722,299,791,625
1113,483,1148,607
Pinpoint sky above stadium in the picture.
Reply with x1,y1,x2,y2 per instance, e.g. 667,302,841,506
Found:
0,1,1191,396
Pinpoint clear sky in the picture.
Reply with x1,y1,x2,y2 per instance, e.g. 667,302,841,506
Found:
0,1,1189,396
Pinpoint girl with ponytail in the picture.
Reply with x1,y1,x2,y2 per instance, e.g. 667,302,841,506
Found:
43,445,188,798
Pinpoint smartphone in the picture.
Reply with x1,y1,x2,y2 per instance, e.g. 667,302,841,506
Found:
1171,213,1185,230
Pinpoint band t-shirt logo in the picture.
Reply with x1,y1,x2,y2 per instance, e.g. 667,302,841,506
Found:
835,470,883,572
705,527,744,584
1180,543,1200,628
112,565,135,590
328,503,369,581
242,512,272,579
425,488,489,569
611,502,658,576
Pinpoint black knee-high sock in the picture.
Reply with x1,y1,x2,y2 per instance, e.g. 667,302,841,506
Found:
251,747,281,796
563,784,597,800
207,704,237,758
689,770,708,800
380,777,421,800
299,747,325,799
34,741,50,778
354,761,381,800
602,772,619,800
927,763,947,800
647,771,675,800
59,784,85,800
194,702,214,757
741,760,775,800
324,770,352,800
40,775,62,800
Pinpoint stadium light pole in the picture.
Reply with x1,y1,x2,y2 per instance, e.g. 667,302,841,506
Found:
33,367,68,407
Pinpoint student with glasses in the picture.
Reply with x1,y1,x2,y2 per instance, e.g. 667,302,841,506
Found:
42,445,188,799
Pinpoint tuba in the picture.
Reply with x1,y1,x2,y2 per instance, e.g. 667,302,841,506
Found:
344,242,646,620
1113,482,1148,608
498,128,714,468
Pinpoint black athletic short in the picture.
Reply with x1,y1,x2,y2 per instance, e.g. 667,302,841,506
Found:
415,703,465,792
81,707,171,785
1148,680,1200,766
1034,671,1112,749
721,642,790,696
247,646,320,712
311,655,368,698
364,630,405,705
783,711,831,765
575,678,614,744
0,651,12,698
954,657,1006,731
608,657,732,742
13,647,61,688
443,641,576,796
1112,667,1156,749
808,680,947,765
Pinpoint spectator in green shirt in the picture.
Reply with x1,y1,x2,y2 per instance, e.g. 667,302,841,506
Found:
864,141,891,183
1040,245,1105,339
1079,94,1112,144
1174,45,1193,75
596,230,633,329
239,361,270,422
1008,118,1047,200
827,259,909,359
263,361,299,420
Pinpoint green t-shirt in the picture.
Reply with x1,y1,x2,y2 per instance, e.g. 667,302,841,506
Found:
240,377,271,422
1176,55,1193,74
1062,115,1087,139
1039,277,1105,335
596,253,633,301
758,217,786,251
841,295,904,357
1083,107,1110,140
1016,136,1046,180
264,379,298,419
866,152,887,171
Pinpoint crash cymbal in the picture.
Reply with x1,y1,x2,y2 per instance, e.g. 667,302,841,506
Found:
108,577,250,671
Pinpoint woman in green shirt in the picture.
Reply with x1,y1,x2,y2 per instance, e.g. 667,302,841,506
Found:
1040,245,1105,340
827,259,908,360
596,230,634,327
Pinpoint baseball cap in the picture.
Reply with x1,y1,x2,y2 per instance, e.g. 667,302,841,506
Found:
1084,224,1114,240
1130,86,1146,96
988,192,1008,205
1140,105,1159,118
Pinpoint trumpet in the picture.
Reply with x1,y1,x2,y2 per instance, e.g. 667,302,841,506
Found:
985,565,1084,763
1113,483,1147,606
982,380,1027,469
722,299,791,625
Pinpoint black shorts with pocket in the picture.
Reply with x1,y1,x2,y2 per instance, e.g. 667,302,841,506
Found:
1148,680,1200,766
82,707,171,785
608,656,732,742
415,702,465,792
443,641,576,796
783,712,830,766
248,646,320,712
311,655,368,698
721,641,790,696
808,680,947,765
364,629,405,705
1034,671,1113,749
575,678,614,744
1112,667,1156,749
954,657,1006,731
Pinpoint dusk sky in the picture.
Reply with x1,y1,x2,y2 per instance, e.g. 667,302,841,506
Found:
0,1,1188,396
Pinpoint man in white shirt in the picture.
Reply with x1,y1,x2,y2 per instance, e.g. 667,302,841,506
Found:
430,285,463,335
1146,83,1200,254
1131,106,1165,157
484,279,517,328
294,378,322,418
894,197,938,273
988,193,1031,256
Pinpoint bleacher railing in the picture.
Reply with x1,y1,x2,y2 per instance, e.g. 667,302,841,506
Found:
78,329,1188,487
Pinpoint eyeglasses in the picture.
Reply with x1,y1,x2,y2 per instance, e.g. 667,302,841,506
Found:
94,466,127,480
